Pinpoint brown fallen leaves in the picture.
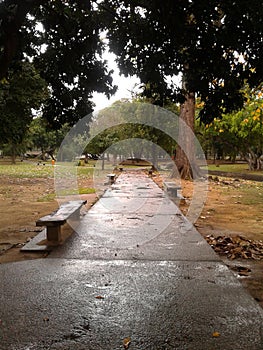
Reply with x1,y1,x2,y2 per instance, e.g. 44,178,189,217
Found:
205,234,263,260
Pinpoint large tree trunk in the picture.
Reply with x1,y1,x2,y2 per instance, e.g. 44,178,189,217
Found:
174,90,200,179
10,144,16,164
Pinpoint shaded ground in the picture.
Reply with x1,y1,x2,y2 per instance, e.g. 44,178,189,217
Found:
0,174,98,263
0,168,262,308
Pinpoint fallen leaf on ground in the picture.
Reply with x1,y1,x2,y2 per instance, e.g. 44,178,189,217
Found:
123,336,131,348
212,331,220,337
95,295,104,299
229,265,251,276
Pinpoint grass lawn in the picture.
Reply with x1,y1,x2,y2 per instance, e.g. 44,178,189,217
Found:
0,160,54,178
220,178,263,207
0,160,97,200
206,162,262,175
0,159,95,178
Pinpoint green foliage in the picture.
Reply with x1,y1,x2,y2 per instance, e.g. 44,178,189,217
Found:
29,117,70,159
100,0,263,123
0,0,117,128
86,100,177,160
0,61,48,161
200,85,263,168
0,61,48,143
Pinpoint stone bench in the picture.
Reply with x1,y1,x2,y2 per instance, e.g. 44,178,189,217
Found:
36,200,87,243
107,173,116,184
163,182,182,198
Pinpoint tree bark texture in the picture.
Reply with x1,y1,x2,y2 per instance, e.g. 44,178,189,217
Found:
175,90,200,179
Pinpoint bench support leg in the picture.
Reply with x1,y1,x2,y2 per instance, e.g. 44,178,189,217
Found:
46,226,61,242
108,177,114,184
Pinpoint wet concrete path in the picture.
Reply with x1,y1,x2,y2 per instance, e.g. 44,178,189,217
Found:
0,170,263,349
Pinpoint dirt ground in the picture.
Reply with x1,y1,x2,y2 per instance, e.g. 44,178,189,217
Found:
0,170,262,308
0,175,98,263
179,175,263,309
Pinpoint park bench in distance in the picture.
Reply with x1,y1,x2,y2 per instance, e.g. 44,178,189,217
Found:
163,181,182,198
36,200,87,244
107,173,116,184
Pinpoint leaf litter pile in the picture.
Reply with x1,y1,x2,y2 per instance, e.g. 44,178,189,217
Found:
205,234,263,260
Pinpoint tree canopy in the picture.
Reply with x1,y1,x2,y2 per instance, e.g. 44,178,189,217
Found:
0,60,48,161
29,117,70,160
0,0,117,127
98,0,262,178
200,85,263,169
101,0,263,123
1,1,262,127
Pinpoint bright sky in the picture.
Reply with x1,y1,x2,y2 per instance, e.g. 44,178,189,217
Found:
92,51,141,111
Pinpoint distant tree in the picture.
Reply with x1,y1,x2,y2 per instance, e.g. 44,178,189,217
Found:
86,100,178,167
1,137,30,163
201,85,263,169
29,117,70,160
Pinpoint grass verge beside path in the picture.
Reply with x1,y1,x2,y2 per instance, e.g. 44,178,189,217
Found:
205,163,263,182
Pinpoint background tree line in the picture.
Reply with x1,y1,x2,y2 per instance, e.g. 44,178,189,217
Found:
197,84,263,170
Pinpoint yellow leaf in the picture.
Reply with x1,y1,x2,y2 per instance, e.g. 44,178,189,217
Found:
123,337,131,349
212,331,220,337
